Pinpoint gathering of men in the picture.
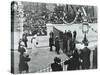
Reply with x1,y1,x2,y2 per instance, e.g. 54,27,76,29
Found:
49,30,76,55
49,30,94,71
11,1,97,73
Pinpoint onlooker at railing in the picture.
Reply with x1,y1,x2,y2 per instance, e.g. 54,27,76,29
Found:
51,57,63,71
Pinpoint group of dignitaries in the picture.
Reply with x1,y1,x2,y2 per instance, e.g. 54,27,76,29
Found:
51,42,92,71
49,30,77,55
49,30,92,71
17,30,92,73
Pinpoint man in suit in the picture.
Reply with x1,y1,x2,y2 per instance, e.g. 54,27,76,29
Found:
55,36,60,54
49,36,54,51
64,49,80,70
80,43,91,69
73,30,77,40
49,31,54,39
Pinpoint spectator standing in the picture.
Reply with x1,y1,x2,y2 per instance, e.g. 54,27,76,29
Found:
22,33,28,48
19,52,31,73
55,36,60,54
49,31,54,39
80,43,91,69
64,49,80,70
73,30,77,40
49,36,54,51
18,42,31,73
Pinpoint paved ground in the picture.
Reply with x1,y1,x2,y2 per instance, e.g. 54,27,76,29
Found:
12,23,98,74
14,46,67,73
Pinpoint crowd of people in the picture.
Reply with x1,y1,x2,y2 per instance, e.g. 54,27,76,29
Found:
17,28,97,73
49,30,94,71
49,30,77,55
51,43,92,71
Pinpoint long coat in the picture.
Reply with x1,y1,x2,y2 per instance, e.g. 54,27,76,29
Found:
49,37,54,47
80,47,91,69
73,31,77,39
19,54,30,72
64,50,80,70
55,38,60,51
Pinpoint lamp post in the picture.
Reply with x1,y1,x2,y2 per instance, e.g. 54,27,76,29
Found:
82,22,89,45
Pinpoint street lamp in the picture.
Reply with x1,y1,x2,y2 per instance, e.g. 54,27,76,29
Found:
82,22,89,45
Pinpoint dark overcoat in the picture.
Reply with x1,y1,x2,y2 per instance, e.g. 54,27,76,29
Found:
51,62,63,71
